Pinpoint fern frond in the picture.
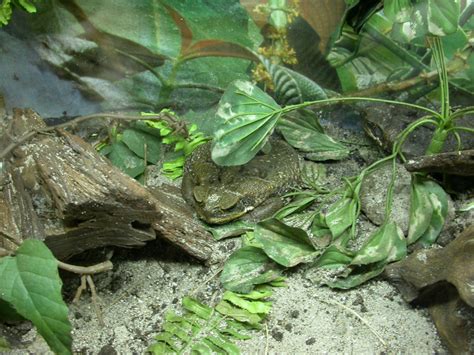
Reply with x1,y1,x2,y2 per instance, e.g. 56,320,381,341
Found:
148,289,273,354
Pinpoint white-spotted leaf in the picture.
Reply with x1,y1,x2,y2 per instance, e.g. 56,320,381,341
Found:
351,222,406,265
220,246,282,293
254,219,319,267
212,80,282,166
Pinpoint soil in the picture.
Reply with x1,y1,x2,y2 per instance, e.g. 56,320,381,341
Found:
2,238,445,354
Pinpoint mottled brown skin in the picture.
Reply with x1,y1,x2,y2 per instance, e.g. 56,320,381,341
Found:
181,138,300,224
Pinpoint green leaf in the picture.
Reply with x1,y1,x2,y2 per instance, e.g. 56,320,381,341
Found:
220,246,282,293
254,219,319,267
278,116,349,161
411,179,449,247
407,176,434,244
458,199,474,212
385,0,461,40
384,0,413,23
261,57,327,105
326,261,387,289
205,335,240,355
0,240,72,354
0,0,13,26
106,141,146,178
182,296,213,320
211,80,282,166
351,222,406,265
222,291,272,315
162,0,261,51
207,220,255,240
325,197,358,238
274,194,318,220
310,212,332,243
426,0,460,36
121,128,162,164
215,300,263,328
315,245,354,269
18,0,38,13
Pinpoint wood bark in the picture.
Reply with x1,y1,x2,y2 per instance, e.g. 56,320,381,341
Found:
0,109,214,262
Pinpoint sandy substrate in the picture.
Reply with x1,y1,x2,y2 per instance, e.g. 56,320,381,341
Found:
4,237,444,354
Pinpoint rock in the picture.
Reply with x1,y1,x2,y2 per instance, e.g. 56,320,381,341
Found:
384,226,474,353
359,163,412,233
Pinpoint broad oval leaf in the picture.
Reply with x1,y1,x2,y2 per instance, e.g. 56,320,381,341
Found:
384,0,413,23
220,246,282,293
107,141,146,178
325,197,358,238
278,116,349,161
212,80,282,166
122,128,162,164
315,245,354,269
351,222,407,265
0,240,72,354
407,176,434,244
408,178,449,246
254,219,319,267
261,57,327,105
326,261,387,290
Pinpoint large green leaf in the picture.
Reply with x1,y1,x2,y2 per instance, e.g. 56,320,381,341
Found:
207,220,255,240
407,176,434,244
121,128,162,164
254,219,319,267
212,80,282,166
278,116,349,161
351,222,406,265
162,0,261,51
260,57,327,105
315,245,354,269
326,261,387,289
384,0,414,23
220,246,282,293
105,141,146,178
385,0,461,40
0,240,72,354
408,177,448,246
325,197,358,238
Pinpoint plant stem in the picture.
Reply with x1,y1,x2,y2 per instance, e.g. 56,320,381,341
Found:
282,96,442,119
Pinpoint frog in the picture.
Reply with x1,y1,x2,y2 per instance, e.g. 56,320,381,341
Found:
181,138,300,225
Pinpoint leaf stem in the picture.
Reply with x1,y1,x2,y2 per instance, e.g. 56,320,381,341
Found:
282,96,442,119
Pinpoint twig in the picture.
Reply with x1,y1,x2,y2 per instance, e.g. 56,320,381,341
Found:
58,260,113,275
73,275,88,303
87,275,105,326
0,112,187,160
315,296,387,348
264,323,269,355
65,260,111,326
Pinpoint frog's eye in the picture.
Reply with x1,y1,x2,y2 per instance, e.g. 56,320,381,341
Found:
193,185,209,203
218,192,240,210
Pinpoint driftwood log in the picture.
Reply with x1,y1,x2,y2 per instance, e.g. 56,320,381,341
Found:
0,109,214,262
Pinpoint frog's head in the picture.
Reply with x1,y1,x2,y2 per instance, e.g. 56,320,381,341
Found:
191,185,248,224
